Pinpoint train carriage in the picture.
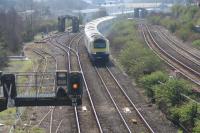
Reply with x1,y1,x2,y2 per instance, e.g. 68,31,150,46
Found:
84,16,116,63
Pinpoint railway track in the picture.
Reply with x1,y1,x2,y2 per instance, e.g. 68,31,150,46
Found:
30,48,58,133
59,32,102,133
75,34,103,133
75,30,156,132
94,66,155,133
20,33,67,133
141,24,200,86
53,31,105,132
48,32,82,133
154,27,200,73
19,24,156,132
8,48,48,133
157,26,200,61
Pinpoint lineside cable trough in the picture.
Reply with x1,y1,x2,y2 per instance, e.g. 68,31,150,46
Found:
0,70,83,112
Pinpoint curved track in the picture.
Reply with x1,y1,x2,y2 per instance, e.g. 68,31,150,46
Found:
141,24,200,86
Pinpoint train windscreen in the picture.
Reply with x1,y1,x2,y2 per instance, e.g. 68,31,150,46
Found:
94,39,106,48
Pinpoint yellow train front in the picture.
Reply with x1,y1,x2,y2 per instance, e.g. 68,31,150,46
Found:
84,16,116,64
85,35,110,63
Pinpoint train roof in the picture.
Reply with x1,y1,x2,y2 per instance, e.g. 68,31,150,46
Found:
85,16,116,41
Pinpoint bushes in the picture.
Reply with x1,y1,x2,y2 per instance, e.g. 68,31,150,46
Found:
140,71,198,131
192,39,200,47
139,71,191,107
0,34,8,68
119,43,163,79
148,5,200,42
155,79,191,107
139,71,168,98
193,120,200,133
148,15,162,25
109,20,163,79
109,19,198,131
170,102,198,128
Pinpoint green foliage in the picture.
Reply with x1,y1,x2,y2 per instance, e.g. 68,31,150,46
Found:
0,108,16,125
160,18,179,33
155,79,191,107
148,15,162,25
109,20,163,79
149,5,200,42
119,40,163,79
0,34,8,68
176,27,191,41
36,19,57,33
193,120,200,133
139,71,168,98
170,102,198,127
15,127,45,133
177,129,183,133
192,39,200,47
22,29,34,42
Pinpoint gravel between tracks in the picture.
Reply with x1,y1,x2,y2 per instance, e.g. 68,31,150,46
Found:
106,26,178,132
79,41,129,133
21,25,179,133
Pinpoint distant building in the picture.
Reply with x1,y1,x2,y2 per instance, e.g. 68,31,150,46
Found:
18,10,35,19
193,0,200,7
93,0,106,5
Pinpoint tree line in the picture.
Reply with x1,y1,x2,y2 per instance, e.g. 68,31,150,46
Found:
0,7,58,69
0,8,24,68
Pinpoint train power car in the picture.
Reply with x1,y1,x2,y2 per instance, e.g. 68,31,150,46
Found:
84,16,116,63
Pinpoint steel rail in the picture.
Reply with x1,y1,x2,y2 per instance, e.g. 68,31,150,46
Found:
156,30,200,67
52,31,103,133
32,49,49,95
31,42,58,132
158,27,200,60
33,50,57,133
76,36,104,133
55,119,64,133
74,106,81,133
141,25,200,85
145,24,200,76
67,34,82,133
25,48,54,132
51,33,82,133
106,67,155,133
9,53,44,133
49,107,55,133
95,66,132,133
